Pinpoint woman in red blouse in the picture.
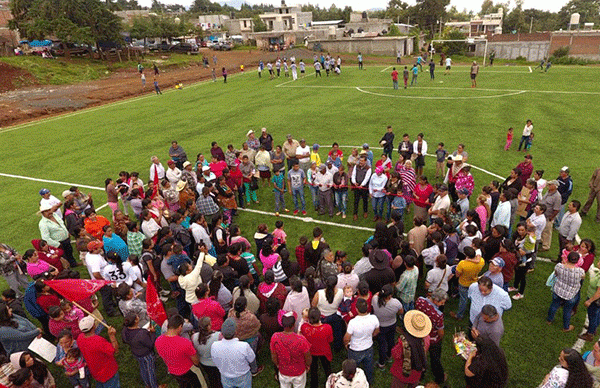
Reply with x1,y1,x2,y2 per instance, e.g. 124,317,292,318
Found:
413,176,434,223
192,283,225,331
300,307,333,388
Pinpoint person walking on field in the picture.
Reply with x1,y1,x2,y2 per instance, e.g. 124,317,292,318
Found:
470,61,479,88
582,167,600,223
429,60,435,80
391,68,399,90
444,56,452,75
410,64,418,86
518,120,533,151
403,66,409,89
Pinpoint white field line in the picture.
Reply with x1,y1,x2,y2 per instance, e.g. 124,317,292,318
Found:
355,87,526,100
0,172,104,191
237,208,374,232
380,65,393,73
0,71,248,135
95,203,109,211
275,73,312,88
278,83,600,96
529,66,533,73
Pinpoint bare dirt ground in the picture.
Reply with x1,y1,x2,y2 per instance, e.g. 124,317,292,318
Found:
0,48,400,128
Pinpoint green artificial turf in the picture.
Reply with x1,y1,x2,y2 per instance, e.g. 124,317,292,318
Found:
1,60,599,387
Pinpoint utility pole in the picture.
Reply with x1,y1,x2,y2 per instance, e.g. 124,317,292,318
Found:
529,16,533,33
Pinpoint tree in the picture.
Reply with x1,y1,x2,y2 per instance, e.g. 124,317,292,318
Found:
557,0,600,29
385,0,410,22
414,0,450,38
9,0,123,56
479,0,509,16
387,23,402,35
504,0,527,33
252,15,267,32
523,8,559,32
446,6,473,22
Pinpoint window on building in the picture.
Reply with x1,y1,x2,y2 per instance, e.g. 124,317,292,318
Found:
269,20,273,29
243,20,247,27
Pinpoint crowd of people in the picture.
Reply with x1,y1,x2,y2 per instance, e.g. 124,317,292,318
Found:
0,124,599,388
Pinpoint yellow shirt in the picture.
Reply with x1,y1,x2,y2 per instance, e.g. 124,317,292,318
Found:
310,152,321,166
456,257,485,287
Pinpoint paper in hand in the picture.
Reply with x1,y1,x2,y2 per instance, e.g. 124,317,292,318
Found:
28,337,57,363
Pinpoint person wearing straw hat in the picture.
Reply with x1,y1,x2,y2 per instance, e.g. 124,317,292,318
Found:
76,316,121,388
390,310,431,388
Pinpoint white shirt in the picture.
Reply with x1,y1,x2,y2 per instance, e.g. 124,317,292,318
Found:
190,223,213,249
369,173,388,198
346,314,380,351
179,253,206,304
528,212,546,239
313,171,334,192
536,178,547,199
445,58,452,66
412,140,428,156
211,338,255,378
141,218,160,239
149,162,165,182
166,167,182,185
522,124,533,137
127,264,144,292
431,194,451,214
422,243,445,267
296,145,311,163
40,195,62,219
426,266,452,293
102,262,132,286
86,253,108,279
492,201,511,228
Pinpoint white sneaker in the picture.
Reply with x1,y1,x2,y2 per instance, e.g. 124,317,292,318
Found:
507,287,517,292
512,293,524,300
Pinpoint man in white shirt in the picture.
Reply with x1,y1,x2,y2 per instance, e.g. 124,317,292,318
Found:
86,240,118,316
149,156,165,183
343,298,379,384
296,139,311,174
166,160,182,185
313,164,334,217
39,188,62,219
429,185,451,220
369,167,388,222
557,200,583,260
492,192,512,228
351,156,372,220
212,318,258,387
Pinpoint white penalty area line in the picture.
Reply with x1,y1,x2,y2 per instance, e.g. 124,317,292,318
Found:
238,208,374,232
380,66,393,73
0,71,248,135
275,73,312,88
529,66,533,73
0,172,104,191
355,87,526,100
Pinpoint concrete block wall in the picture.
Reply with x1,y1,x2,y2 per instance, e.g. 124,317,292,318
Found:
475,41,550,61
310,37,413,56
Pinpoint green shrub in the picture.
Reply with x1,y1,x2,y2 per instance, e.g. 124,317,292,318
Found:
552,46,569,58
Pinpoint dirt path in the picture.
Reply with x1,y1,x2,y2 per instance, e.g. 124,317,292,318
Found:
0,48,412,128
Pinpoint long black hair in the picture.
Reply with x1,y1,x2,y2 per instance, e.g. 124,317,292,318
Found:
563,348,594,388
0,303,17,328
19,351,49,385
324,275,337,304
378,284,393,308
472,336,508,387
234,296,247,318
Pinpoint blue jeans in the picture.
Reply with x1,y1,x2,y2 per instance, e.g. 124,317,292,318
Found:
372,196,385,218
554,204,567,228
547,292,579,329
221,371,252,388
393,80,398,89
456,285,469,319
401,300,414,313
335,190,347,214
137,353,158,388
518,135,529,151
587,301,600,335
68,367,90,388
348,347,374,383
274,190,285,212
376,324,396,364
96,372,120,388
292,188,306,211
310,185,319,210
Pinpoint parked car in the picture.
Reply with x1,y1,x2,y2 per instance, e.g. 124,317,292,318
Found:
169,43,199,55
50,41,93,56
211,42,233,51
149,41,172,52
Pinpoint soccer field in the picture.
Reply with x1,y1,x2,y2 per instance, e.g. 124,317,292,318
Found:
2,60,600,387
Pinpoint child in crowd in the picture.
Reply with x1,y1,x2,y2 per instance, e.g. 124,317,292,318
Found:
271,169,288,216
337,285,354,322
395,255,419,312
435,142,448,179
1,289,26,318
273,220,287,249
62,347,90,388
390,192,407,223
526,132,534,150
519,225,537,266
505,127,513,151
295,236,308,276
60,300,84,323
296,307,309,334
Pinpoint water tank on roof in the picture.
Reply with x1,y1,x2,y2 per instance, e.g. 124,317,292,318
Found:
570,13,580,25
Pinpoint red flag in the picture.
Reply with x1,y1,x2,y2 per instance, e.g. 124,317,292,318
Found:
152,165,159,199
146,277,167,326
44,279,112,302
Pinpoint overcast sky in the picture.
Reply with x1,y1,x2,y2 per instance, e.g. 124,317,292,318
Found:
139,0,567,13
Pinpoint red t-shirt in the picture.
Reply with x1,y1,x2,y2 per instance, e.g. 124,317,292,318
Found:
270,332,311,377
210,161,228,177
36,294,61,313
155,335,196,376
77,334,118,383
49,318,81,339
391,70,399,81
300,323,333,361
192,298,225,331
